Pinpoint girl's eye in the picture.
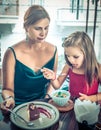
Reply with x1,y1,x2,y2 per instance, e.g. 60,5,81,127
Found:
65,54,79,59
74,56,79,58
67,55,70,58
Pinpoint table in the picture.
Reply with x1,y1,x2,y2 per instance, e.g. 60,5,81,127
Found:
0,95,79,130
0,108,79,130
0,98,101,130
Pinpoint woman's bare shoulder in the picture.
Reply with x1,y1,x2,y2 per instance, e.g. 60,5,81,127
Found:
4,47,14,57
2,48,15,65
46,41,56,49
44,42,57,55
3,40,25,59
46,41,55,46
12,40,25,49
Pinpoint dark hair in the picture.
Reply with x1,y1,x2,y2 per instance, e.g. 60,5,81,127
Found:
24,5,50,29
62,31,100,86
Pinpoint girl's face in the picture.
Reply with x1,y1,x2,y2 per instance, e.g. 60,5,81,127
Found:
64,46,85,69
26,18,50,43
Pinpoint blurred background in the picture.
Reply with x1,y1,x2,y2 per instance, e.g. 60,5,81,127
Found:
0,0,101,90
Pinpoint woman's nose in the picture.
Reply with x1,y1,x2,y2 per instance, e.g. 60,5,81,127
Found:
40,29,45,36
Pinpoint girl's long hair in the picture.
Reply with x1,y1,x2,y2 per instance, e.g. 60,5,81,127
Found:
62,31,100,86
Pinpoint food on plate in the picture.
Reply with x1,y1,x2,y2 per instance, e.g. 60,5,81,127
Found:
38,107,51,118
28,103,40,121
28,103,51,121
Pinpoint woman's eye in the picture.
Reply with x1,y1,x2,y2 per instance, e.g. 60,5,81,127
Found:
45,26,49,30
34,27,40,30
34,26,49,31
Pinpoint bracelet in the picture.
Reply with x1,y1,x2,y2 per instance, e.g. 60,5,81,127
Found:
5,96,14,100
3,88,14,92
51,74,56,81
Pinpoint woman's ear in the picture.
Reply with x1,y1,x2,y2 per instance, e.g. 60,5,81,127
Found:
25,27,28,32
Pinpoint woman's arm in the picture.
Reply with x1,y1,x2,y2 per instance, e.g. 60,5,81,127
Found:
2,48,15,108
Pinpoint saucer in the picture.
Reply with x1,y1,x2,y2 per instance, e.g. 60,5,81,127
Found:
48,99,74,112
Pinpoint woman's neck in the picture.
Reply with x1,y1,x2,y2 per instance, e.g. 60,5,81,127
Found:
25,39,46,50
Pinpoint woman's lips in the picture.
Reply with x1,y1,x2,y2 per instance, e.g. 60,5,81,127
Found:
37,37,44,40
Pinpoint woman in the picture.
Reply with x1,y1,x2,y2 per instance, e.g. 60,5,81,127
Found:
1,5,58,109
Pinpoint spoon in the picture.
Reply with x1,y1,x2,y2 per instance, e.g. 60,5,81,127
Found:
34,66,67,76
6,108,34,127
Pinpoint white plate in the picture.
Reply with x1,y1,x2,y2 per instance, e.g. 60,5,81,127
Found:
10,101,59,130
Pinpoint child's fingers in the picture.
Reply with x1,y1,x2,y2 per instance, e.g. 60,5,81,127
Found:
41,67,53,73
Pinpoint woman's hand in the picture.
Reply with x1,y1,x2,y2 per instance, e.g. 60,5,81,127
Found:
1,89,15,110
41,68,56,80
0,96,15,112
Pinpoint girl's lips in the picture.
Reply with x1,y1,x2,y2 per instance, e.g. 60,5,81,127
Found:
72,64,78,67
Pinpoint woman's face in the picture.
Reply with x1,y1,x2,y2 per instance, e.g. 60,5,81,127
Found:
64,46,85,69
26,18,50,43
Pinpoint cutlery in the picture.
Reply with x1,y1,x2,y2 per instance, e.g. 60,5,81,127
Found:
34,66,67,75
3,106,34,127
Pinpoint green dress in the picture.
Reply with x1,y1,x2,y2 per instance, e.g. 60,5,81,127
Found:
9,47,57,105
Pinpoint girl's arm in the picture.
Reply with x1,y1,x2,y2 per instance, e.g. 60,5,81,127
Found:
2,48,15,109
45,49,58,96
79,92,101,102
42,63,70,89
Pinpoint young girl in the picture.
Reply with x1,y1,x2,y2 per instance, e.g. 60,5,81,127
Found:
42,31,101,102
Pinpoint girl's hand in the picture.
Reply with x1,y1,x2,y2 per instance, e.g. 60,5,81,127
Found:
41,68,56,80
79,92,89,101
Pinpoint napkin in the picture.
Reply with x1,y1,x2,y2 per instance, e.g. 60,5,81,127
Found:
74,98,100,125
